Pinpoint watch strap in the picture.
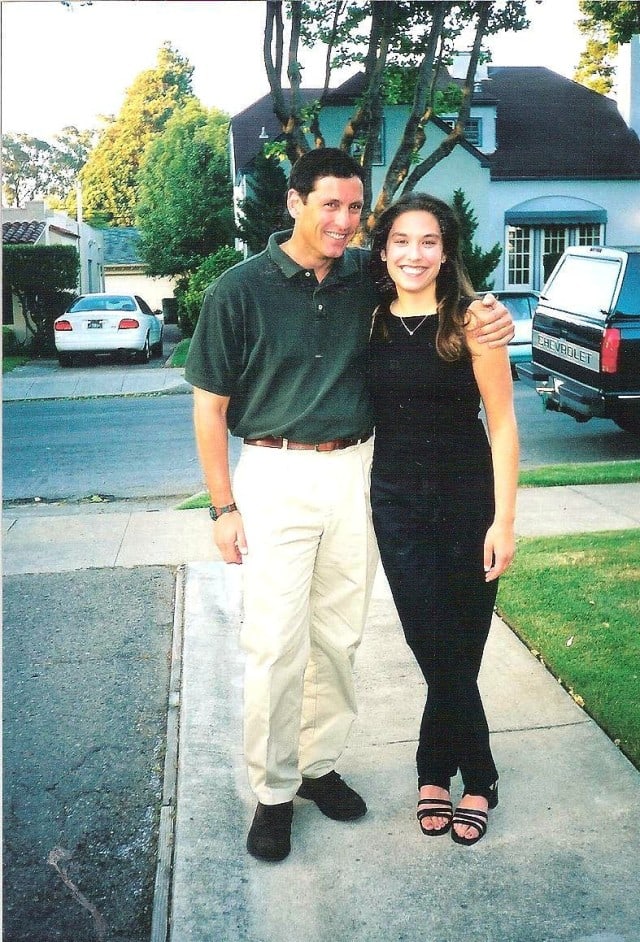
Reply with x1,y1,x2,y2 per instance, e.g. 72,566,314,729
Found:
208,502,238,521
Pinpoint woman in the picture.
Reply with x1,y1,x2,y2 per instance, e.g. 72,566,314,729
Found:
368,192,519,847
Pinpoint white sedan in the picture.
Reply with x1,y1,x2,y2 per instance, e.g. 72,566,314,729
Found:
54,293,164,366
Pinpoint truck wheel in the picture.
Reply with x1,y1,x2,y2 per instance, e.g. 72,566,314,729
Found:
614,404,640,436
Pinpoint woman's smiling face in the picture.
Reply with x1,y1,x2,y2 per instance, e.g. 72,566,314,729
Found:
381,210,446,297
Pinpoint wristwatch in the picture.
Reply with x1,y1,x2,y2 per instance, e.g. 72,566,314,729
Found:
208,502,238,521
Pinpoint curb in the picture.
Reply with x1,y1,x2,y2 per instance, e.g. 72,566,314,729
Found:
150,565,185,942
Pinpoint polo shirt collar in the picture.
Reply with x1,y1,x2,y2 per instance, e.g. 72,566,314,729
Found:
267,229,360,284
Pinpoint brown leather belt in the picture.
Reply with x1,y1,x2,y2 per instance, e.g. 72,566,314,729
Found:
244,433,372,453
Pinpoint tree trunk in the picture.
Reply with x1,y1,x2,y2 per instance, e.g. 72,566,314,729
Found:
402,3,491,194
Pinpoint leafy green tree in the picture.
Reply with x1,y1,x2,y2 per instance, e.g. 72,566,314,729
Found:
3,245,78,353
578,1,640,44
136,99,235,277
451,189,501,292
575,1,640,92
2,126,98,211
174,246,242,337
262,1,529,233
2,134,53,206
80,43,195,226
49,126,99,202
236,149,288,254
574,37,616,94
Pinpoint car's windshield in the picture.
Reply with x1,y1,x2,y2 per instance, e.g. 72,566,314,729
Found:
69,296,136,313
502,296,532,320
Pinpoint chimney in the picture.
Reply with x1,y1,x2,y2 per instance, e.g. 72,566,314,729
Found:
617,34,640,138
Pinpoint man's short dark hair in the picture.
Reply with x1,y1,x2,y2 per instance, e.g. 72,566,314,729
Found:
289,148,364,199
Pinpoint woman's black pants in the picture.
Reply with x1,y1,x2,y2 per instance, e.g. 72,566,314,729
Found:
371,470,499,797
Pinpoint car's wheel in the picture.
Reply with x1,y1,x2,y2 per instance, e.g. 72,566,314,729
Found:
614,404,640,436
135,336,151,364
58,353,73,367
152,335,164,358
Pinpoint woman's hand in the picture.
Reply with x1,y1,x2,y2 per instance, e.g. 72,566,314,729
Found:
483,519,515,582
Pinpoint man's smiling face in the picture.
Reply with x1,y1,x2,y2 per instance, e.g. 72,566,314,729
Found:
287,174,364,269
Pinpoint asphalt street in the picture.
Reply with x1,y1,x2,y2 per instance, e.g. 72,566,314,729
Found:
3,382,640,508
3,567,176,942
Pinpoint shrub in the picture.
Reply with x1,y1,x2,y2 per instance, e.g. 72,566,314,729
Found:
2,326,22,356
175,246,242,336
3,245,79,354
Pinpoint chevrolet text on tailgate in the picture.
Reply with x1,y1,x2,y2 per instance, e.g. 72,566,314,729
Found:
517,246,640,436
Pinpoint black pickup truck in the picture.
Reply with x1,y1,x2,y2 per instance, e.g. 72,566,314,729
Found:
517,246,640,435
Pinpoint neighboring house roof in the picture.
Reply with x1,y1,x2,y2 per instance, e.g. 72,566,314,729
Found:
2,220,46,245
102,227,143,266
487,66,640,180
232,89,323,176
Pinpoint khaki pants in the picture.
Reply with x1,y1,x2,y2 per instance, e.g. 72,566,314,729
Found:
232,439,379,805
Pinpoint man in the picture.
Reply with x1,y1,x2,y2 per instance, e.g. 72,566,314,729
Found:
185,148,513,863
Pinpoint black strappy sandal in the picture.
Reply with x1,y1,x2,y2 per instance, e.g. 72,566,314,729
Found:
451,783,498,846
416,797,453,837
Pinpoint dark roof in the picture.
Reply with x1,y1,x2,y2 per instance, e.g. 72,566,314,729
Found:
102,227,142,265
2,220,46,244
231,89,323,176
487,66,640,179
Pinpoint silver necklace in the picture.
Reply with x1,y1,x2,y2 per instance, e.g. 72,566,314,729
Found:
397,313,431,336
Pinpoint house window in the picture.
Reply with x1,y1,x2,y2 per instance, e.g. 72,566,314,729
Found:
506,223,605,289
353,121,385,165
441,115,482,147
542,225,567,282
464,117,482,147
507,226,531,286
577,224,602,246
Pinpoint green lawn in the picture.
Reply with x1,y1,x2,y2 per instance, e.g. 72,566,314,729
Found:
497,529,640,769
519,460,640,487
168,338,191,368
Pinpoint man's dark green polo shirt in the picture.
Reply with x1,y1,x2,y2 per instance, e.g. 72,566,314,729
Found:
185,231,379,442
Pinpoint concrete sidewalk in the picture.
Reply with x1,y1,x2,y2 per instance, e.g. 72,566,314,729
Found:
2,356,191,401
3,489,640,942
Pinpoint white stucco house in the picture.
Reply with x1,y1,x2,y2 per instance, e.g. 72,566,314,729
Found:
230,36,640,292
2,201,104,342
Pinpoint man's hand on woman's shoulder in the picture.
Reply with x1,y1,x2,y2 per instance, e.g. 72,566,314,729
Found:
467,294,514,347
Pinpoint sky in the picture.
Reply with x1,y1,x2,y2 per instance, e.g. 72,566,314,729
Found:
1,0,586,142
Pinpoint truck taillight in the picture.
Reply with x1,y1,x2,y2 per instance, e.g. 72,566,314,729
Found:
601,327,621,373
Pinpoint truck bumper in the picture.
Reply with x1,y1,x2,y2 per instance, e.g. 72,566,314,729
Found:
516,362,607,421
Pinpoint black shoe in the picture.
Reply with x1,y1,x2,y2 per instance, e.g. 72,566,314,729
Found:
246,801,293,862
297,771,367,821
451,783,499,848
